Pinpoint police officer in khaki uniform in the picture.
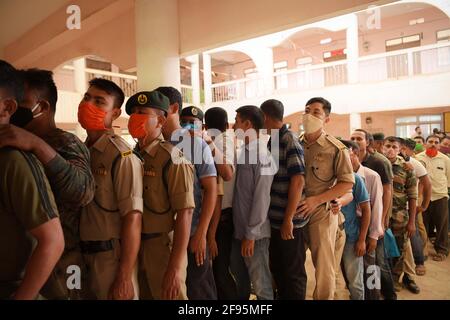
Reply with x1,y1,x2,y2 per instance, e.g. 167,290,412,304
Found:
78,78,143,300
297,97,355,300
126,91,195,300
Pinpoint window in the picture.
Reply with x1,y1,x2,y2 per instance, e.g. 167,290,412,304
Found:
386,34,421,52
437,29,450,43
395,114,443,138
274,61,288,90
323,48,347,62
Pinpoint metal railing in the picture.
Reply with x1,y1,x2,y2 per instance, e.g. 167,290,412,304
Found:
181,84,193,104
86,68,138,97
209,42,450,102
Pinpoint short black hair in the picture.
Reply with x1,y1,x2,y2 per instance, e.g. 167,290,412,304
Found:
354,128,373,143
0,60,24,102
403,138,417,150
155,86,182,114
89,78,125,109
20,69,58,112
340,139,359,152
426,134,442,142
384,136,401,144
236,105,264,130
260,99,284,121
205,107,228,132
413,135,425,144
305,97,331,115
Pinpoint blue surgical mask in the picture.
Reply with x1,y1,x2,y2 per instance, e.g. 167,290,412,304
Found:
181,122,201,130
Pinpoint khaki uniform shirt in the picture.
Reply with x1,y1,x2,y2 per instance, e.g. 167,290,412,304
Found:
80,131,143,241
300,132,355,198
140,134,195,234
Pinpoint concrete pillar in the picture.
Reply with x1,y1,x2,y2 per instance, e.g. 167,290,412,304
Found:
186,54,201,106
346,14,359,84
73,57,87,94
203,52,212,106
251,47,274,95
349,112,362,135
135,0,180,91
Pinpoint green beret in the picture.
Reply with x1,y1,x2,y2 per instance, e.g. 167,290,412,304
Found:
180,106,204,122
126,90,169,115
372,132,385,141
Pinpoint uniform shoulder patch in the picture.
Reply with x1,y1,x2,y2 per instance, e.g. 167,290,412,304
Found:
325,134,346,150
109,135,133,157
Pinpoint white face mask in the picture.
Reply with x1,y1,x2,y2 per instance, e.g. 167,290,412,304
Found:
302,114,323,134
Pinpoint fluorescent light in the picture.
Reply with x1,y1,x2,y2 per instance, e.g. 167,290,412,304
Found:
320,38,332,45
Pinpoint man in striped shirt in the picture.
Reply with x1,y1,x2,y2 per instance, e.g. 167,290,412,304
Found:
260,99,307,299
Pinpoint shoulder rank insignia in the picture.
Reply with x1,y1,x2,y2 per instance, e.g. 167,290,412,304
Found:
121,150,132,158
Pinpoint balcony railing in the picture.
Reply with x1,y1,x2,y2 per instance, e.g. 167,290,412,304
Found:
86,68,137,97
209,42,450,103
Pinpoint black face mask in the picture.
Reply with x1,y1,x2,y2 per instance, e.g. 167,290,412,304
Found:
10,107,34,128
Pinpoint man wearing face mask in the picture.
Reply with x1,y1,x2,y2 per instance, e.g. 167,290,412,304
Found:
416,135,450,262
78,78,143,300
297,97,354,300
0,60,64,300
125,91,195,300
0,68,95,299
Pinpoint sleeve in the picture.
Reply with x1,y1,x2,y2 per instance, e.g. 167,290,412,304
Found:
8,152,59,230
167,160,196,211
335,148,355,184
196,141,217,179
369,173,384,240
354,174,370,204
376,161,391,185
113,153,144,216
405,168,418,200
246,161,273,240
285,135,305,176
412,158,427,178
44,139,95,207
445,156,450,188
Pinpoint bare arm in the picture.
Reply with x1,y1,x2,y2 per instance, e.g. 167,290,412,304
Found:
109,211,141,300
280,174,304,240
162,208,193,300
355,201,371,257
207,195,223,259
190,176,217,266
382,183,392,229
14,218,64,300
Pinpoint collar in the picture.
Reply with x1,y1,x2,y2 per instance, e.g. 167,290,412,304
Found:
141,134,164,158
300,131,326,147
91,130,114,152
356,165,366,180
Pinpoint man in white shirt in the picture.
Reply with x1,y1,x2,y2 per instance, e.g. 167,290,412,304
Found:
416,135,450,262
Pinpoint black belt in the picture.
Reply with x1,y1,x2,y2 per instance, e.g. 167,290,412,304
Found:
80,240,114,254
141,233,164,241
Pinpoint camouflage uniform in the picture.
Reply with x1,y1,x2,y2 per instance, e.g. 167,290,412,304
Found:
39,128,95,300
390,155,417,278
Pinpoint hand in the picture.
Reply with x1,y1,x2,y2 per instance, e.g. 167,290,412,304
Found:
296,196,321,219
0,124,38,151
108,275,135,300
189,232,207,266
207,234,218,260
366,238,377,254
280,219,294,240
355,239,366,257
202,131,213,144
330,199,342,215
161,267,182,300
241,239,255,258
407,221,416,238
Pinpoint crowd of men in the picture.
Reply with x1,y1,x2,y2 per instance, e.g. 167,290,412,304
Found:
1,58,449,300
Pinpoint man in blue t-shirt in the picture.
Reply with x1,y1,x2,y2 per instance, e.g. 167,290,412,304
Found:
333,173,371,300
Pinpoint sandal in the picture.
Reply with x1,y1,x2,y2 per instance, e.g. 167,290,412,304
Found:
432,253,447,262
415,264,426,276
